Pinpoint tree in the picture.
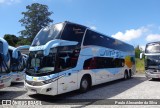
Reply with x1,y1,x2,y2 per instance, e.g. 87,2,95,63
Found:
16,36,31,46
4,34,19,46
135,45,141,58
19,3,53,42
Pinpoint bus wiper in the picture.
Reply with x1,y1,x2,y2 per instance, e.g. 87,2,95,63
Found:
147,66,158,69
36,70,53,74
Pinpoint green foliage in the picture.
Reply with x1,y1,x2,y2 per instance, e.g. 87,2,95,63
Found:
3,3,53,46
136,58,145,73
17,37,31,45
135,45,142,58
3,35,31,46
19,3,53,42
4,34,19,46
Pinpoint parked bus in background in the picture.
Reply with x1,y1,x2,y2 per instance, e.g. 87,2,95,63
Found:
9,46,26,82
23,21,135,96
0,38,12,89
140,41,160,79
22,54,29,68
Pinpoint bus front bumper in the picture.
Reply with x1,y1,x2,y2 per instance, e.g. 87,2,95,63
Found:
11,72,25,82
145,70,160,79
24,81,58,96
0,77,12,89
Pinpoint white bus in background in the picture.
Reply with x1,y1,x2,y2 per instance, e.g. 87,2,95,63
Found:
8,46,26,82
22,54,29,69
0,38,12,89
23,21,135,96
140,42,160,79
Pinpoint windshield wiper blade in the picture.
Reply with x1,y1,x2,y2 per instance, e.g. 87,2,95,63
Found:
35,70,52,74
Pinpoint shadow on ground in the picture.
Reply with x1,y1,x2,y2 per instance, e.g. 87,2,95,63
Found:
29,74,147,106
149,78,160,82
11,82,24,87
0,91,26,99
0,81,26,99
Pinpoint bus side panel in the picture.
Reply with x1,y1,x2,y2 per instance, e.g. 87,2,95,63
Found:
57,70,78,95
94,67,125,85
113,67,125,80
0,75,12,89
94,69,114,85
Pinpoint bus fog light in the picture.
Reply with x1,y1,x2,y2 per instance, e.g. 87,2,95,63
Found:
46,88,52,92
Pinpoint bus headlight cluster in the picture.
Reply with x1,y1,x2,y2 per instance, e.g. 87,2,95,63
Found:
43,78,57,84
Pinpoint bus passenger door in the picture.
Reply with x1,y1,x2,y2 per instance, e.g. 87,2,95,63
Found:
57,52,78,94
57,69,78,94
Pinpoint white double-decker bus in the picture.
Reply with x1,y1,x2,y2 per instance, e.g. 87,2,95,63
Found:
140,42,160,79
0,38,12,89
24,21,135,96
8,46,26,82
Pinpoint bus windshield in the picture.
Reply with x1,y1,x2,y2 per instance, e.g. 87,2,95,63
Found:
27,23,86,76
26,48,57,76
31,23,64,46
31,23,86,46
60,23,85,44
145,43,160,53
145,55,160,70
0,53,10,74
9,50,24,72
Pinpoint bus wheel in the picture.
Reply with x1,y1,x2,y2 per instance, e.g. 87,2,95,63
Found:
124,71,128,80
128,70,132,79
80,76,90,93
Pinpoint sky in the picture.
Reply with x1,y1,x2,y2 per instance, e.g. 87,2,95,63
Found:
0,0,160,50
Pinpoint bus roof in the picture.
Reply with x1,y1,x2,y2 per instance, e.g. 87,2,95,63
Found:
146,41,160,46
49,21,134,49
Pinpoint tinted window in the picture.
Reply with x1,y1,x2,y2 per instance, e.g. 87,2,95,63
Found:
83,57,124,69
145,43,160,53
145,55,160,70
8,49,24,71
83,30,134,52
0,53,10,73
56,46,80,72
61,24,86,45
31,23,63,46
26,49,57,76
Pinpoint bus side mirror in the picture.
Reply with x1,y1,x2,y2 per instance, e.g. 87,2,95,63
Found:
12,45,30,59
140,53,143,60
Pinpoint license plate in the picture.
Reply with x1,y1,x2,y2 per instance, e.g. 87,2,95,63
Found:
16,78,20,81
0,84,4,89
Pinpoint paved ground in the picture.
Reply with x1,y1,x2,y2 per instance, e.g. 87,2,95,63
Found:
1,73,160,108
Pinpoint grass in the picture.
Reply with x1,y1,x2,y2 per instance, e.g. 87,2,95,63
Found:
135,58,145,73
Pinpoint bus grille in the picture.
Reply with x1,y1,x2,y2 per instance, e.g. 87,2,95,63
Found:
25,80,44,86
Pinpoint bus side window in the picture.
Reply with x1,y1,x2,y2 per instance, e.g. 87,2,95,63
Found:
84,57,125,70
57,46,80,72
83,58,97,69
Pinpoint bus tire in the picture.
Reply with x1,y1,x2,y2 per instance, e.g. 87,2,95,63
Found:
80,76,90,93
124,70,128,80
128,70,132,79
